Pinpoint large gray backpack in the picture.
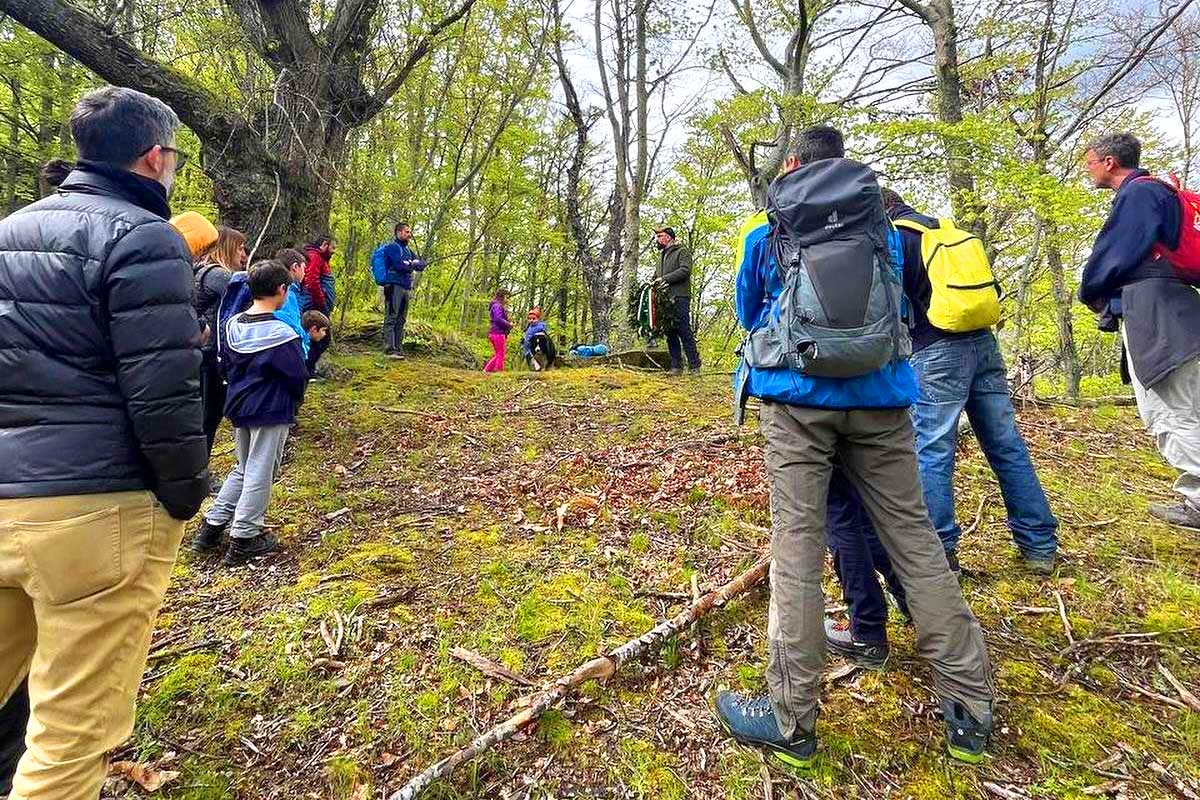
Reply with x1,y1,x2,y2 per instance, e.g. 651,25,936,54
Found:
742,158,909,380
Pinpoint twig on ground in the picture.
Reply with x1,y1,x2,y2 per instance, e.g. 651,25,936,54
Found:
1122,681,1190,710
983,782,1032,799
450,647,533,687
1053,590,1075,646
961,495,988,537
1060,626,1200,657
1148,760,1200,800
1156,663,1200,712
146,639,221,663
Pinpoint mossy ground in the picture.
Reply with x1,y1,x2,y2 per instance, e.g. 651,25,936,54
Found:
113,338,1199,799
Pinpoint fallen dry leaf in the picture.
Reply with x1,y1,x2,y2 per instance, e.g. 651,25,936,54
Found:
109,761,180,792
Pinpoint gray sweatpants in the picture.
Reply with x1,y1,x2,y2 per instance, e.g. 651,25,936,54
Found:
1124,328,1200,509
206,424,290,539
759,402,994,738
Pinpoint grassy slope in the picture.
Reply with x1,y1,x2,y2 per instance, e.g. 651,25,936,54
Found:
115,346,1199,800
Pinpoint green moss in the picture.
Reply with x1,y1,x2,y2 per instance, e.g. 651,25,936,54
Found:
629,532,650,553
536,709,573,749
324,755,369,799
615,738,687,800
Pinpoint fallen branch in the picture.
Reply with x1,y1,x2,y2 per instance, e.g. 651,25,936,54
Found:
388,554,772,800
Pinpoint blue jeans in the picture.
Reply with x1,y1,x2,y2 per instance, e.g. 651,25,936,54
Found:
826,467,908,644
910,331,1058,559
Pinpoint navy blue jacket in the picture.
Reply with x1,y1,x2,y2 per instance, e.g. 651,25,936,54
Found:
1080,169,1200,388
221,312,309,427
378,240,427,290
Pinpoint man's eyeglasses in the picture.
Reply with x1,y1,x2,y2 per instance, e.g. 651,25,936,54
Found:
138,144,191,170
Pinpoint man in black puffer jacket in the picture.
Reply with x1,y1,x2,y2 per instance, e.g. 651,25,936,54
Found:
0,86,207,800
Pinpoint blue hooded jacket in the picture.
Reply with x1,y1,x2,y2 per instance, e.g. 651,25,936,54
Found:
375,240,427,289
221,312,309,427
733,209,918,410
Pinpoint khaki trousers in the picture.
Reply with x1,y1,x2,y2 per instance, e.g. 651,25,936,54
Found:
759,402,994,738
0,491,184,800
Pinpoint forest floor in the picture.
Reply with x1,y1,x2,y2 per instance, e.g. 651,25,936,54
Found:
106,336,1200,800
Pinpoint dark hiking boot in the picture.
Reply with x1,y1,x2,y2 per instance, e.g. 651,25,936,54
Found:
192,520,227,553
824,618,889,669
688,365,702,374
1022,551,1057,576
942,698,992,764
668,367,683,377
223,533,279,566
714,691,817,769
945,549,961,575
1149,501,1200,530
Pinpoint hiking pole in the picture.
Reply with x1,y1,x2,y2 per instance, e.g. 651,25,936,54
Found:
388,553,772,800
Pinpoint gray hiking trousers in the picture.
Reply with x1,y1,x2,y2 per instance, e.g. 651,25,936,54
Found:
759,402,994,738
206,424,290,539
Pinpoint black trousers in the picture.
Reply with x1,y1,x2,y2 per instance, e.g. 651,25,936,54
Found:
0,678,28,794
200,356,226,456
383,286,411,353
665,295,701,370
825,466,909,643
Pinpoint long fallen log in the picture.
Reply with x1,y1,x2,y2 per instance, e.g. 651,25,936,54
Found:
388,554,772,800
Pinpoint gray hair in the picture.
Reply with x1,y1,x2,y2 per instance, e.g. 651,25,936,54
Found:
1088,133,1141,169
69,86,181,167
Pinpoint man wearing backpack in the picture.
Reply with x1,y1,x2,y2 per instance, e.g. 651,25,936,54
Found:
653,226,701,375
1080,133,1200,529
372,222,427,358
718,125,994,768
882,188,1059,574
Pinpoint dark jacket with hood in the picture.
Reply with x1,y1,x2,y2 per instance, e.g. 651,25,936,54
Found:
0,161,208,520
221,311,309,427
193,261,232,355
1079,169,1200,388
656,241,693,299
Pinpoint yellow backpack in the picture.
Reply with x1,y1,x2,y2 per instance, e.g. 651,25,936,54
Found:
893,217,1001,332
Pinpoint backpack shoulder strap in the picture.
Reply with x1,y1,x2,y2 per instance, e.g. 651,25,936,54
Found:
892,218,929,234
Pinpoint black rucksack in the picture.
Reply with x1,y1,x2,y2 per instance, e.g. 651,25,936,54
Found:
742,158,909,378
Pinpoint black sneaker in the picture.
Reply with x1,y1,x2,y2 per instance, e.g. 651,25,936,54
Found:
942,698,992,764
714,691,817,769
1149,501,1200,530
824,618,889,669
192,521,227,553
223,533,279,566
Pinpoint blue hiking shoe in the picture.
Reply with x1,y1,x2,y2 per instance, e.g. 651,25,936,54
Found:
942,698,992,764
714,691,817,769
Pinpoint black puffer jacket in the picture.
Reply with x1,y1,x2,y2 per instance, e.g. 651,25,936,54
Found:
0,162,209,520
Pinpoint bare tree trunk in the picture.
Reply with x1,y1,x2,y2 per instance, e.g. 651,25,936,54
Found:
5,77,20,214
1044,223,1081,399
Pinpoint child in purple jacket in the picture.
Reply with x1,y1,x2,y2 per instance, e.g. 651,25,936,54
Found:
484,289,513,372
193,261,308,566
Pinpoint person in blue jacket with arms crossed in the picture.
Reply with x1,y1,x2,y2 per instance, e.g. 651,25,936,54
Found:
372,221,427,359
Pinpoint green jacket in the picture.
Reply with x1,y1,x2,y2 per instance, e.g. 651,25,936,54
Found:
656,242,692,299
